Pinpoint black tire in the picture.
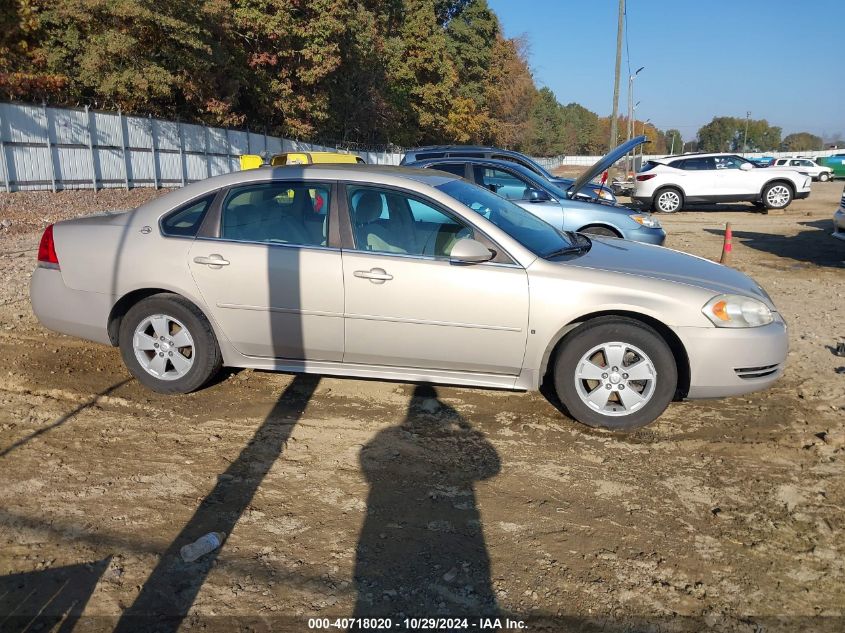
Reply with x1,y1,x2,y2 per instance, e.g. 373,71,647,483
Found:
818,172,830,182
119,293,222,394
552,317,677,431
761,181,793,209
652,187,683,213
579,225,620,238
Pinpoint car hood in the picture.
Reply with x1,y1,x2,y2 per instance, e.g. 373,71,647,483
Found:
565,237,772,305
569,135,648,197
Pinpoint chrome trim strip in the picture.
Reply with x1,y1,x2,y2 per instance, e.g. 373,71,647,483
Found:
341,248,521,268
195,236,341,252
216,302,521,332
345,312,522,332
217,303,342,318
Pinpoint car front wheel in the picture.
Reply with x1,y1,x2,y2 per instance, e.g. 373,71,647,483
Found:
762,182,793,209
552,317,678,431
653,188,683,213
818,172,830,182
119,293,222,394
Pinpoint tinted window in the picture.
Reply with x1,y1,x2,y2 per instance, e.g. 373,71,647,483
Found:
161,194,215,237
347,186,473,258
681,157,715,170
427,162,467,178
640,160,661,172
220,182,330,246
477,167,532,201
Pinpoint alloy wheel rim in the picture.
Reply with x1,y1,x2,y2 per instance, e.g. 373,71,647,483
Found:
659,191,680,211
133,314,195,380
766,185,790,207
573,341,657,417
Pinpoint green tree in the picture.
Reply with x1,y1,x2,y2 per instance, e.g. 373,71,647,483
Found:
485,35,537,149
444,0,498,108
664,129,684,154
781,132,822,152
524,87,564,156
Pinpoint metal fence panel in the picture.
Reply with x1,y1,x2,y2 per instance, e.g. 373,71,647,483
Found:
4,101,838,192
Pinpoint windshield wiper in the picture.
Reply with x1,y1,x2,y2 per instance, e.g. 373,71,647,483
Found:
543,233,592,259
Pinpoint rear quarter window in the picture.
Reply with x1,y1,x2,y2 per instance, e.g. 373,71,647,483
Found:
640,160,661,172
160,194,216,237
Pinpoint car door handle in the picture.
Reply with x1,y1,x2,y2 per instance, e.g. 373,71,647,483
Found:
193,254,230,268
353,268,393,283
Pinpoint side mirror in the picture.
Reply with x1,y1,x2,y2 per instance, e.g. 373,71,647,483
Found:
528,188,552,202
740,162,753,171
449,238,494,264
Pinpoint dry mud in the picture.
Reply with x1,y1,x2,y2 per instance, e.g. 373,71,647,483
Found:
0,183,843,632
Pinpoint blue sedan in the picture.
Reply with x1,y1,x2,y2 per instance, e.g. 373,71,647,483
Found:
404,137,666,245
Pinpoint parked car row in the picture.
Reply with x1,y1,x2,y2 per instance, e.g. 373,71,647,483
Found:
770,157,833,181
30,134,788,431
633,152,812,213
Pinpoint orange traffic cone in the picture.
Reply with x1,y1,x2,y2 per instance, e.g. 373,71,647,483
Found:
720,222,732,265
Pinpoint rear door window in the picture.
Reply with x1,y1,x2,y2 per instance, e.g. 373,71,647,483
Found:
220,182,330,246
161,194,216,237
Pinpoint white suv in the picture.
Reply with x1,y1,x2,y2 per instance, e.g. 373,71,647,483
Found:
771,157,833,182
634,153,812,213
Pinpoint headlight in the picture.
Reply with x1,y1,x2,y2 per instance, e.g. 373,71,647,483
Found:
629,214,661,229
702,294,773,328
599,189,615,200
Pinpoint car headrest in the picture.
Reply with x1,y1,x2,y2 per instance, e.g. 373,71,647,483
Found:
224,203,262,227
354,191,383,224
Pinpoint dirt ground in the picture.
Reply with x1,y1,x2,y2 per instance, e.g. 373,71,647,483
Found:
0,182,843,632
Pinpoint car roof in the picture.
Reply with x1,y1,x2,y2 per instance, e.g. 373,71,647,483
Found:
406,156,545,178
406,145,516,154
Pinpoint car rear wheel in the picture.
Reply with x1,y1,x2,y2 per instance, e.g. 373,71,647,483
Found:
552,317,677,431
653,188,683,213
819,172,830,182
119,294,222,394
579,226,620,238
762,182,793,209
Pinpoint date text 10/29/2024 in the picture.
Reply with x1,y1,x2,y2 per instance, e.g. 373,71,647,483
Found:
308,617,527,630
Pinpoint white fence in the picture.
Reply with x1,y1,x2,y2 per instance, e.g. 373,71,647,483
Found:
0,101,577,192
0,102,413,192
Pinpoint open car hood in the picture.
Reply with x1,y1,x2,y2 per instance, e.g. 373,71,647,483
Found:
568,135,648,197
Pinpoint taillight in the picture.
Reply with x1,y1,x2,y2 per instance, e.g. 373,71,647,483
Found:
636,174,657,181
37,224,60,269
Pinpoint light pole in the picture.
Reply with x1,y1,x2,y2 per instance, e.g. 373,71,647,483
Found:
627,66,644,176
742,110,751,154
639,118,651,164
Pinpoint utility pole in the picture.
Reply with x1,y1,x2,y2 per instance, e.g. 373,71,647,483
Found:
609,0,625,153
743,111,751,154
625,68,644,176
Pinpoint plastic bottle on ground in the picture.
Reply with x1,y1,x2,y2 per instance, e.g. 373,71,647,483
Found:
180,532,225,563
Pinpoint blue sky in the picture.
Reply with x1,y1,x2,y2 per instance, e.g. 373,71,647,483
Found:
487,0,844,140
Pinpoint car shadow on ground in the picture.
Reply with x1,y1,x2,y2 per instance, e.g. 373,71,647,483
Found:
704,220,844,268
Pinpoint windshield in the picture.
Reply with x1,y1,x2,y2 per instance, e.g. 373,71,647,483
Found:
436,179,575,256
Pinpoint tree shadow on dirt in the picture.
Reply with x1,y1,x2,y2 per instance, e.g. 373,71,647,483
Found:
0,557,110,632
112,374,319,632
0,378,132,459
351,384,501,626
704,220,845,268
